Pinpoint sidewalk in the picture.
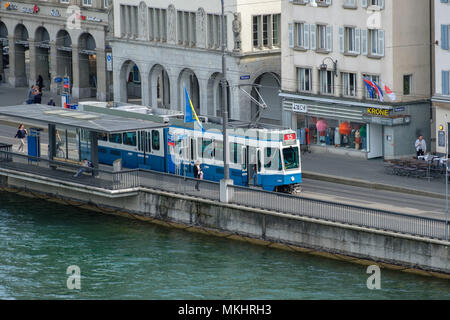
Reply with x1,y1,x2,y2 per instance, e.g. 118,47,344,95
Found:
0,83,67,107
301,151,448,198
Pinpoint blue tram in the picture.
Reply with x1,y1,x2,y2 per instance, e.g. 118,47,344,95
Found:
78,106,302,193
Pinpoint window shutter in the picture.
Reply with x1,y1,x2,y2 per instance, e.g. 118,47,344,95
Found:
355,28,361,54
362,0,367,8
288,23,294,48
442,25,449,50
378,29,385,56
310,24,316,50
362,29,368,55
443,71,450,96
379,0,384,9
339,27,344,53
326,25,332,52
304,24,310,49
326,0,332,5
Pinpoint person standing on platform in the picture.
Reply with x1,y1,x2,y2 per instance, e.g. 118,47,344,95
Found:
193,161,203,191
415,135,426,157
14,124,27,152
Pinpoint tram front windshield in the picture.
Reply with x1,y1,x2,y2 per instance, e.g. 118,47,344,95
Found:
282,146,300,170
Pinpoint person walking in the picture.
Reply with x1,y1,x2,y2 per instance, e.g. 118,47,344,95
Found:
193,161,203,191
14,124,27,152
415,135,427,157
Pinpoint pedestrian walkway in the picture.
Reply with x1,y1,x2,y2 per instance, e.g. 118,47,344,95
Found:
302,152,448,198
0,83,63,107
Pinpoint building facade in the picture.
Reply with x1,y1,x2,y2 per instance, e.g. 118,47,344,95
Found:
110,0,282,124
0,0,112,101
432,0,450,156
281,0,431,159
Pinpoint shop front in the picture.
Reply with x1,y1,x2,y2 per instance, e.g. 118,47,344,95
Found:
281,94,415,159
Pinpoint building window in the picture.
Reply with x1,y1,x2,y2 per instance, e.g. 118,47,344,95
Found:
60,0,69,3
403,75,412,95
344,0,357,8
345,27,356,53
369,29,384,56
443,71,450,96
272,14,280,46
252,14,280,49
320,70,334,94
342,72,356,97
104,0,109,8
208,14,226,49
149,8,167,42
298,68,312,92
363,74,380,99
82,0,92,6
177,11,196,47
295,23,304,48
317,25,327,50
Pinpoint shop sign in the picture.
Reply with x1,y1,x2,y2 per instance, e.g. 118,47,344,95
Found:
366,107,391,117
5,2,18,10
78,15,102,22
292,103,308,113
394,106,405,113
240,75,250,80
22,5,39,14
50,9,61,17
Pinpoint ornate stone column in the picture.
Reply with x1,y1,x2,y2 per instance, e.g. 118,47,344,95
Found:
71,44,80,99
95,47,107,101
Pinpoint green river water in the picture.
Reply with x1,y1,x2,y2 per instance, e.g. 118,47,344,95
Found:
0,191,449,300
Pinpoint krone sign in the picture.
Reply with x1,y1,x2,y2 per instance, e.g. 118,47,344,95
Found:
366,107,390,117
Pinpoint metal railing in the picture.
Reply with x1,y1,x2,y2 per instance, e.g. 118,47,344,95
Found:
139,169,220,201
229,185,449,241
0,150,139,191
0,147,448,240
0,143,13,162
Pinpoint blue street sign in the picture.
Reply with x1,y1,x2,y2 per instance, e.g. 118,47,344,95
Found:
54,77,62,83
394,107,405,112
240,75,251,80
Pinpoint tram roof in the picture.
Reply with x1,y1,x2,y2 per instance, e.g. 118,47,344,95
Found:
0,104,168,133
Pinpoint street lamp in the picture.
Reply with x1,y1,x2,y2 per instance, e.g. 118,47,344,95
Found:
221,0,229,181
446,114,449,240
320,57,338,77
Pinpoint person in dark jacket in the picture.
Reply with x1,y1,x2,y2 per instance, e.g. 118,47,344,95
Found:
14,124,27,152
47,98,56,106
193,161,203,191
33,88,42,104
36,75,44,92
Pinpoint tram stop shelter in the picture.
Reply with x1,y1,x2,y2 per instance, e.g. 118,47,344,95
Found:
0,104,168,173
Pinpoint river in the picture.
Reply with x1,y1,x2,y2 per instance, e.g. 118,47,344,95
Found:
0,191,448,300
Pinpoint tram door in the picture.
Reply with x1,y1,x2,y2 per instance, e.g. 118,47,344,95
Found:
247,146,257,186
242,145,248,185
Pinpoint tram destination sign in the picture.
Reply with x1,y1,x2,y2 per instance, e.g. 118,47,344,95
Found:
283,133,297,146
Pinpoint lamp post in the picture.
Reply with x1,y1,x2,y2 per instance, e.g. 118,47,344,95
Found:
446,114,449,240
221,0,229,181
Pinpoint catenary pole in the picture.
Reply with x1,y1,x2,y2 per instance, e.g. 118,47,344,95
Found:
221,0,229,180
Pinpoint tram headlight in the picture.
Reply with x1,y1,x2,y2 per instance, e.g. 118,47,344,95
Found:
291,176,295,182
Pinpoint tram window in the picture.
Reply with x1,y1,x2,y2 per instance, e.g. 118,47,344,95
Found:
99,133,108,141
230,143,242,164
283,147,300,170
214,141,223,161
152,130,160,150
123,131,137,146
199,138,214,159
264,147,282,171
109,133,122,144
257,150,262,172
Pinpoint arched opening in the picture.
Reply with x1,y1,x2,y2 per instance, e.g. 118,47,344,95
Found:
252,72,281,125
0,21,8,82
13,24,29,87
78,33,97,98
207,72,230,117
34,27,50,90
120,60,142,104
178,68,200,114
55,30,72,92
149,64,170,109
